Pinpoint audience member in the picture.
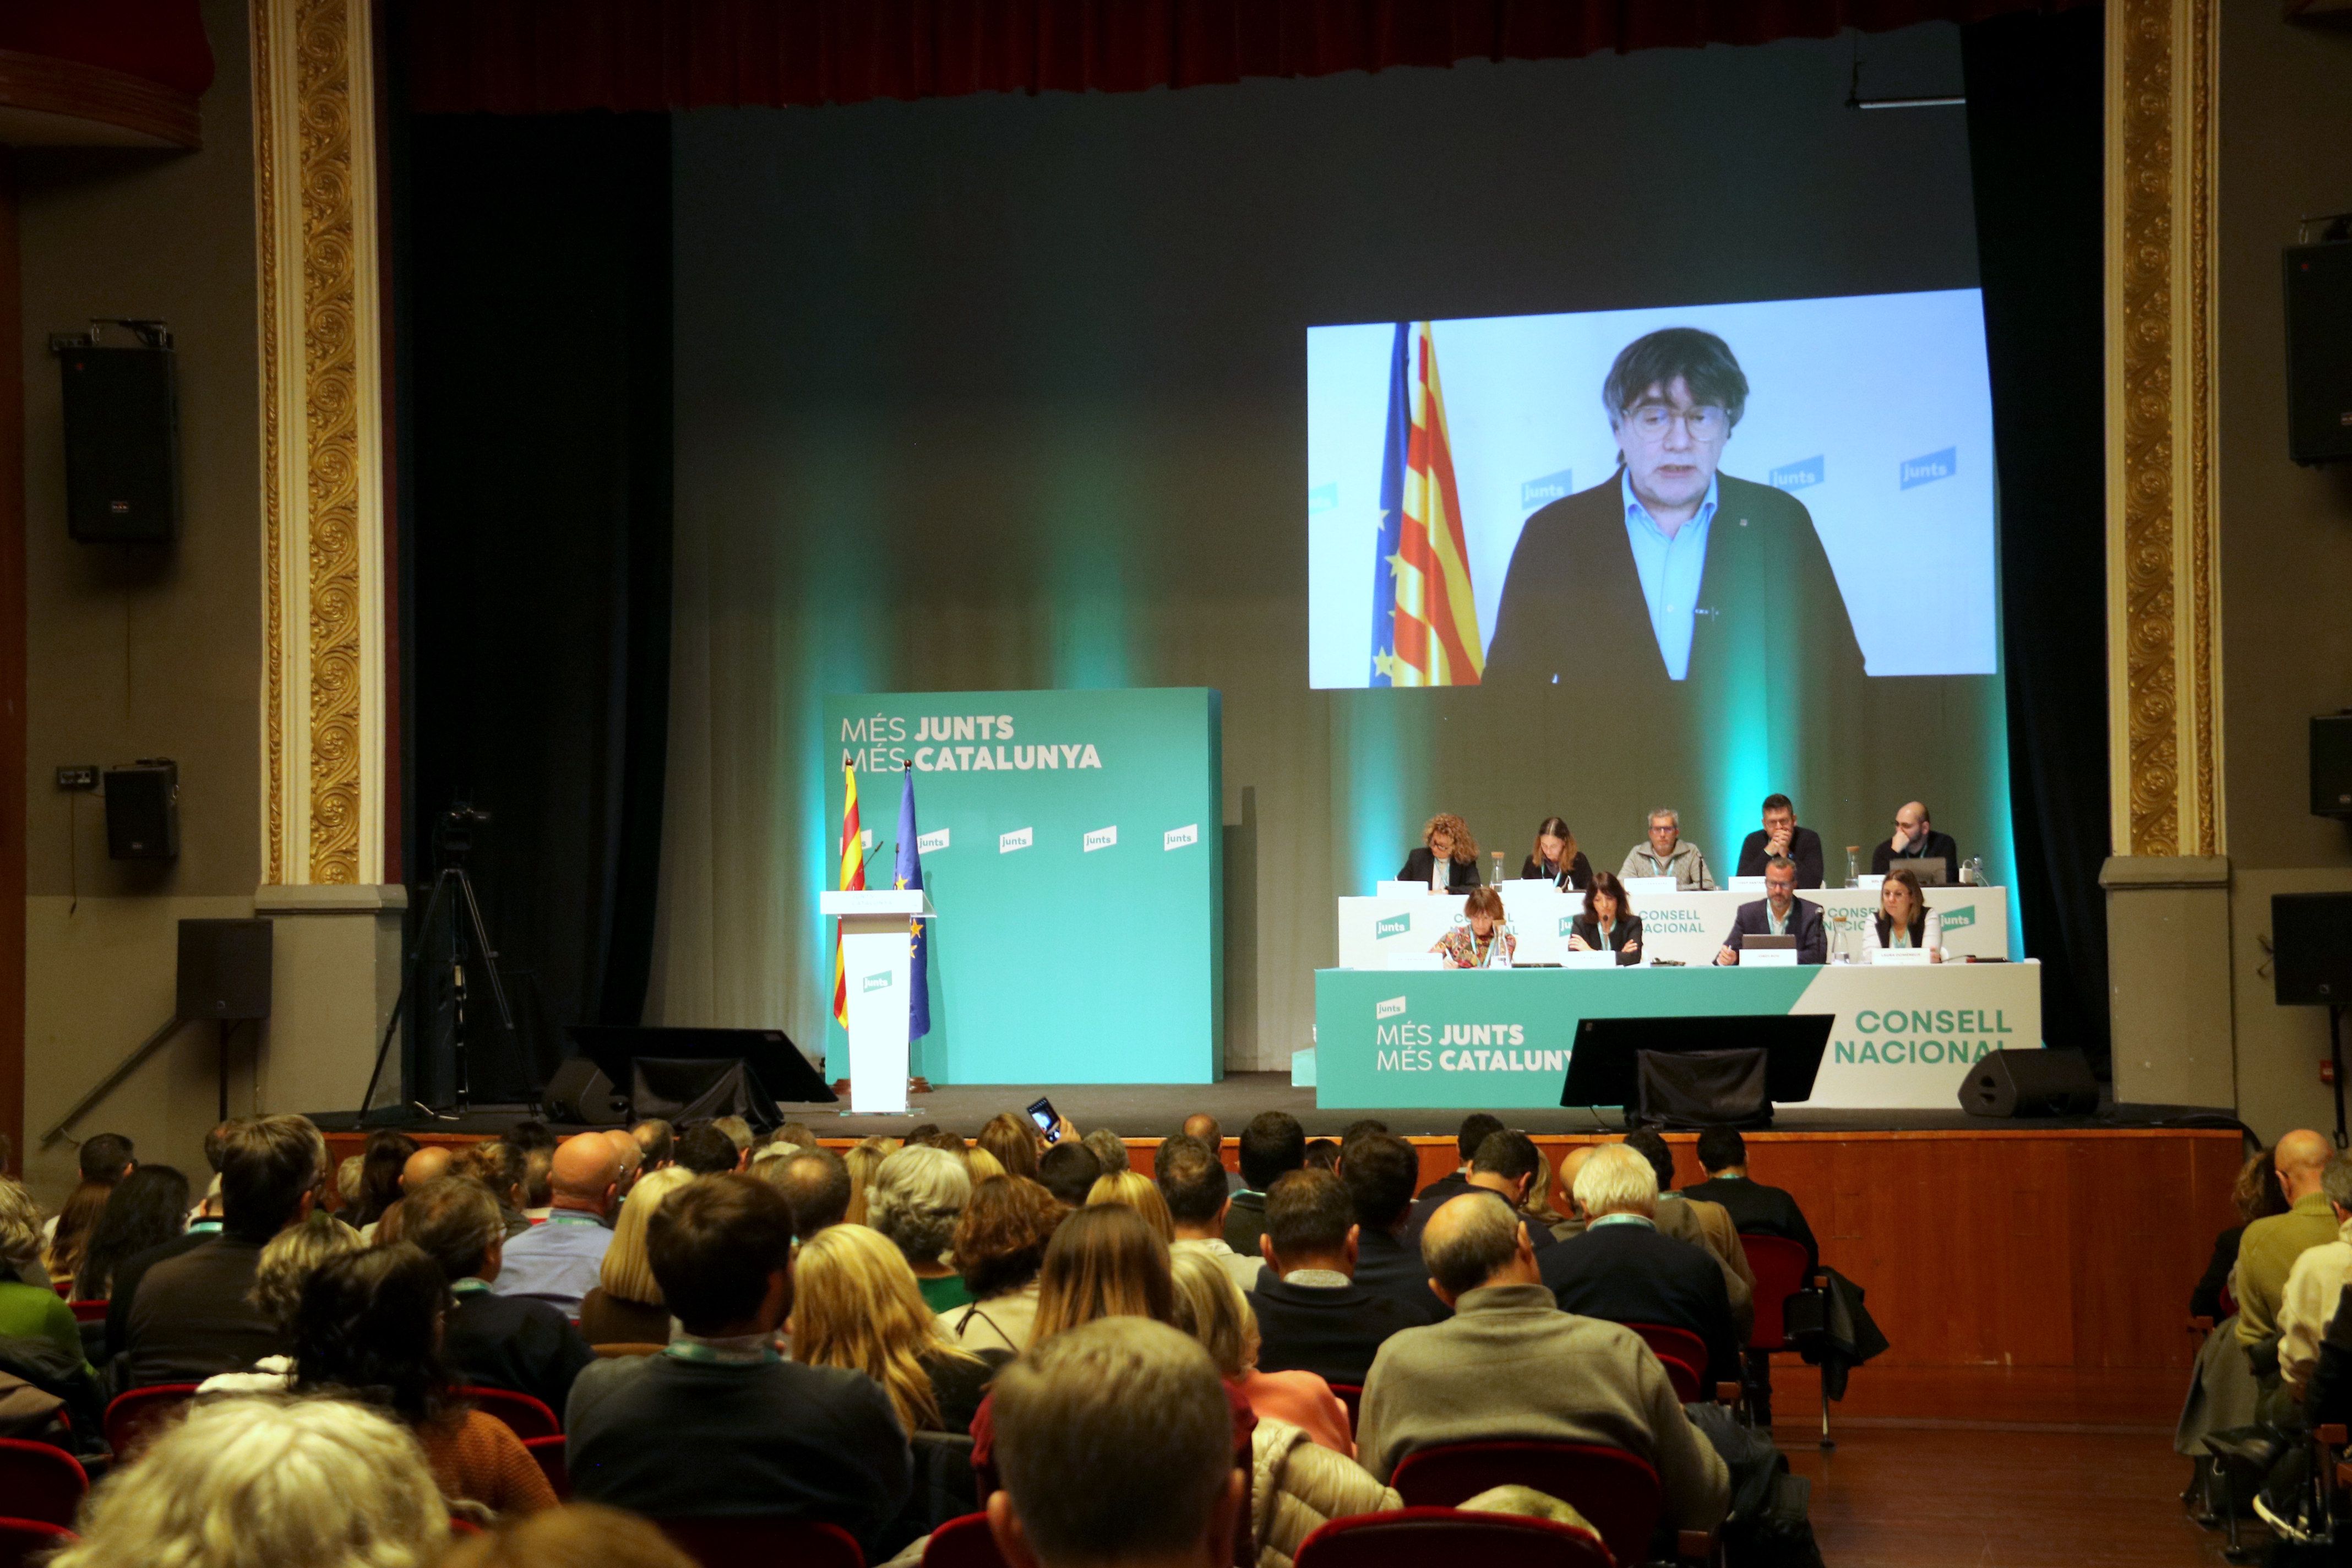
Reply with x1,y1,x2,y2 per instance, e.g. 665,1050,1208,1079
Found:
48,1397,449,1568
124,1113,326,1385
2277,1155,2352,1400
1090,1169,1177,1244
986,1317,1248,1568
72,1163,189,1303
443,1502,698,1568
1224,1112,1306,1257
939,1175,1064,1354
675,1123,745,1177
1682,1126,1819,1266
566,1174,912,1548
579,1166,693,1345
352,1129,421,1229
1082,1127,1131,1178
778,1121,818,1151
791,1221,999,1433
1170,1247,1354,1455
711,1115,755,1155
507,1120,558,1153
776,1148,854,1241
292,1244,556,1515
2192,1146,2288,1318
1184,1112,1244,1195
869,1144,976,1311
967,1145,1009,1183
1412,1114,1505,1211
197,1210,366,1395
1340,1119,1390,1146
1247,1169,1417,1388
1033,1203,1176,1342
1355,1191,1729,1534
1159,1134,1261,1293
454,1141,535,1238
1451,1131,1562,1254
843,1135,895,1224
1037,1141,1106,1208
1543,1145,1740,1386
521,1147,556,1220
0,1178,87,1366
42,1131,134,1287
1302,1139,1342,1173
979,1112,1043,1181
1338,1133,1447,1325
406,1175,595,1415
602,1129,645,1200
367,1144,455,1242
2235,1130,2342,1374
335,1153,366,1210
1520,1140,1570,1228
1622,1130,1757,1338
632,1119,676,1172
492,1132,621,1317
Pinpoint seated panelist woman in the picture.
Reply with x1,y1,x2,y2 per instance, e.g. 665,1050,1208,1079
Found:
1865,869,1945,962
1566,871,1643,965
1432,887,1514,968
1398,813,1483,895
1519,816,1593,890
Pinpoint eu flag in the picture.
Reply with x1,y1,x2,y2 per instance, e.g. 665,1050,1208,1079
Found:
893,769,932,1040
1368,322,1409,686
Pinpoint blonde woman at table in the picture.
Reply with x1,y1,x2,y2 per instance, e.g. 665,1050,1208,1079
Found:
1864,868,1945,962
1431,887,1515,968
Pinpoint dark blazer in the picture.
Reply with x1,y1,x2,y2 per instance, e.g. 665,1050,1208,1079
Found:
1518,852,1593,891
105,1230,213,1362
1539,1218,1741,1386
1397,847,1482,893
1871,830,1960,879
1247,1273,1423,1387
1736,826,1825,888
1221,1189,1269,1257
1680,1176,1818,1270
2190,1225,2243,1320
1567,913,1644,965
1351,1226,1450,1325
1722,897,1826,965
123,1235,280,1386
445,1288,596,1417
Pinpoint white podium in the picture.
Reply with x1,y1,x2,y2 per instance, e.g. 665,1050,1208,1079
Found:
820,889,935,1115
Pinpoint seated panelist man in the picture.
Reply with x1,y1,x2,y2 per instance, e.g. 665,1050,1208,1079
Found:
1871,801,1960,879
1620,807,1713,891
1715,856,1826,966
1735,794,1823,889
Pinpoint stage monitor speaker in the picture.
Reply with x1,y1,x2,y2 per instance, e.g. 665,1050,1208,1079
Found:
2273,891,2352,1006
2286,242,2352,467
104,760,178,860
1958,1047,2098,1118
543,1058,630,1126
58,342,180,542
177,918,273,1021
2313,715,2352,818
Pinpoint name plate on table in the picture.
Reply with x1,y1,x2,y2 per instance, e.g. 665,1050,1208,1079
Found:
1855,874,1885,891
1730,875,1768,893
1499,879,1558,897
1377,879,1446,897
1872,948,1934,966
1741,948,1800,968
1622,876,1678,897
1558,949,1618,971
1387,951,1446,972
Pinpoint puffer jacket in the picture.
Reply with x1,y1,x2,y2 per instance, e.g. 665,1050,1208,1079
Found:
1251,1418,1399,1568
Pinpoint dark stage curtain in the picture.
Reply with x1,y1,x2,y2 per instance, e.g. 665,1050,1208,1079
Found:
400,0,2090,114
1962,6,2110,1069
397,113,673,1102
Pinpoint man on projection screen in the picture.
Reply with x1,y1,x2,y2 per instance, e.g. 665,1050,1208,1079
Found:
1483,328,1863,698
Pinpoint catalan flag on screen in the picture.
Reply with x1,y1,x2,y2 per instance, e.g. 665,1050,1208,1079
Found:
831,763,864,1028
1370,321,1482,687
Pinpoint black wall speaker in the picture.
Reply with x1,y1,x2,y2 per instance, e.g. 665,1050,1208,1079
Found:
1957,1047,2099,1118
2286,242,2352,467
58,341,180,542
543,1058,630,1125
2315,716,2352,818
177,919,273,1021
2273,891,2352,1007
104,760,178,860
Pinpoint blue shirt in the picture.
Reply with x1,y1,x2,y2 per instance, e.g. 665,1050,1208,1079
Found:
491,1210,613,1317
1620,471,1718,680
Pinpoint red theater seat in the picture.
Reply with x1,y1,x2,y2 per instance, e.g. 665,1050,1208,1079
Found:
1297,1507,1614,1568
0,1516,75,1568
1391,1441,1661,1568
0,1440,86,1527
660,1517,863,1568
458,1386,560,1439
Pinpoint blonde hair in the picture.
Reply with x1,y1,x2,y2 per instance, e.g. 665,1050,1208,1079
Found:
789,1224,978,1434
600,1166,694,1304
443,1503,695,1568
965,1146,1007,1183
1168,1247,1257,1377
1031,1205,1174,1347
251,1211,366,1329
0,1177,42,1268
51,1396,448,1568
1086,1170,1175,1245
1522,1147,1566,1225
842,1136,894,1227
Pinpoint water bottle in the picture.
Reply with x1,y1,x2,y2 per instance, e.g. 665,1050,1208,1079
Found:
1962,854,1986,886
1844,845,1861,888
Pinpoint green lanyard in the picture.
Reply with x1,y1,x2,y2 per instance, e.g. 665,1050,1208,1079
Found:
663,1339,780,1368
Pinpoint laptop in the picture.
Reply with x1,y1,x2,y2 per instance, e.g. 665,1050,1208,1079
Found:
1890,856,1949,886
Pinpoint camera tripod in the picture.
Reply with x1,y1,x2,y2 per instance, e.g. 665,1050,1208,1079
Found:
357,819,517,1124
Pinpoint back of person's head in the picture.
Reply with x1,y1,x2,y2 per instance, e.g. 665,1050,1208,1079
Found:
1471,1130,1543,1190
1087,1170,1175,1244
77,1164,192,1299
1694,1125,1746,1174
1302,1139,1341,1172
78,1131,135,1184
506,1119,557,1153
50,1396,448,1568
868,1144,972,1267
1167,1246,1259,1379
2235,1146,2291,1223
222,1114,327,1243
989,1317,1239,1568
1182,1112,1222,1149
442,1502,696,1568
647,1174,796,1337
1081,1128,1128,1177
358,1129,420,1224
1621,1129,1678,1193
711,1116,755,1152
633,1119,677,1168
777,1121,816,1150
400,1145,454,1191
1238,1111,1306,1191
954,1175,1065,1300
791,1222,972,1434
336,1154,366,1208
292,1243,454,1425
675,1123,742,1176
775,1149,853,1241
966,1146,1009,1183
45,1182,111,1277
203,1118,239,1174
1340,1118,1390,1147
843,1135,895,1225
1037,1141,1106,1207
401,1176,506,1283
2326,1156,2352,1214
1574,1143,1659,1219
549,1133,623,1210
978,1112,1042,1181
1154,1134,1228,1227
0,1177,42,1270
1422,1191,1523,1297
1033,1202,1174,1345
1264,1169,1354,1262
523,1147,555,1208
601,1165,695,1305
251,1210,367,1331
1456,1113,1506,1164
453,1140,526,1208
1341,1133,1419,1233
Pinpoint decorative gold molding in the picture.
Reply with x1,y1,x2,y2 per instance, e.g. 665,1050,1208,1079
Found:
2106,0,2223,859
253,0,385,886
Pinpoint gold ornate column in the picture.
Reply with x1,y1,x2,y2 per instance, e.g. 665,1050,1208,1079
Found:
252,0,386,889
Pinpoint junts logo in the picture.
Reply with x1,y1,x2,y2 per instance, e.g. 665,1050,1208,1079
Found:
1376,914,1412,940
1375,996,1408,1021
1084,826,1118,853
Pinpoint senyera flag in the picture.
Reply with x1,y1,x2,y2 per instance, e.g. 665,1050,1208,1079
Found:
831,763,865,1028
1371,320,1482,687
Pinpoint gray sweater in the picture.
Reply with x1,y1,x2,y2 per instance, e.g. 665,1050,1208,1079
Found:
1354,1282,1729,1531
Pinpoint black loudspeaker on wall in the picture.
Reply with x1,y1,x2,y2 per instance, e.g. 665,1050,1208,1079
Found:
55,330,180,542
1957,1047,2099,1118
2313,716,2352,818
2285,241,2352,467
104,760,179,861
543,1059,630,1126
2273,892,2352,1007
177,919,273,1021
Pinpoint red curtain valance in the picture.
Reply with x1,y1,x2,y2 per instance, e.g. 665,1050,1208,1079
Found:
400,0,2087,115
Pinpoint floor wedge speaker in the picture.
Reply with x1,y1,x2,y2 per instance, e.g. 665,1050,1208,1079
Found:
543,1058,630,1125
1958,1047,2098,1118
2273,891,2352,1006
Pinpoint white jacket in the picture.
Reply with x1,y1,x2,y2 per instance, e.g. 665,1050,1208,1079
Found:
1250,1418,1398,1568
